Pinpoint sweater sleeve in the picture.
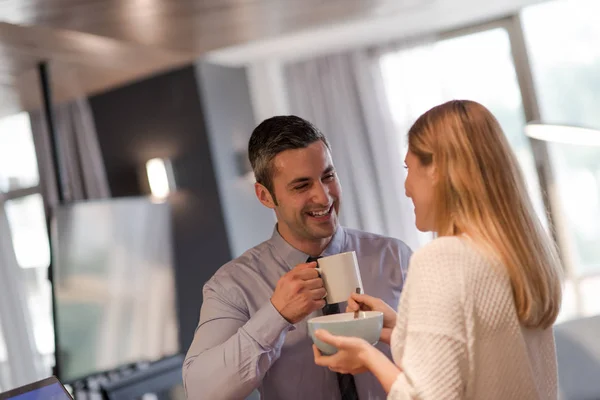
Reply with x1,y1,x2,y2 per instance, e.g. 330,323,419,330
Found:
388,238,470,400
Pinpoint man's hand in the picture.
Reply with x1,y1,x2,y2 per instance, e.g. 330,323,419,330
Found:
271,261,326,324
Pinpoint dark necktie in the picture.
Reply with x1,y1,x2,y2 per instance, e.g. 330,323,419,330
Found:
308,257,359,400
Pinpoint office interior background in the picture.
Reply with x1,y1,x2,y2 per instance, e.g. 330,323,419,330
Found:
0,0,599,399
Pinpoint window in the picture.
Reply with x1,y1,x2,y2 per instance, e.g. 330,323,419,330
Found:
5,194,51,269
380,3,600,322
380,27,547,243
523,0,600,319
0,113,40,192
0,112,54,383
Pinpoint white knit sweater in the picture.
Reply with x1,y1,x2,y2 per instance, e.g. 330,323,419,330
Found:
389,236,558,400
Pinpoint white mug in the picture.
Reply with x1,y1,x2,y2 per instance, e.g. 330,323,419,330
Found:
315,251,364,304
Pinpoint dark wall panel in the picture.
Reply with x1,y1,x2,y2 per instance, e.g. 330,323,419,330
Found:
89,65,232,351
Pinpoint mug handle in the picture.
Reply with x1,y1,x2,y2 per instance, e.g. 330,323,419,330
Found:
314,268,329,301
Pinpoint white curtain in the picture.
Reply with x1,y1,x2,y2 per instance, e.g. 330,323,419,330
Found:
285,51,422,250
0,97,111,391
0,206,44,390
30,97,111,206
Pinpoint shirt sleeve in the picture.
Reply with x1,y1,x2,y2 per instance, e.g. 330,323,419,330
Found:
388,241,469,400
183,279,294,400
398,240,413,284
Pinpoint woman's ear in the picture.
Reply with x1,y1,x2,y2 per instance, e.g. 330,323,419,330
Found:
428,163,439,186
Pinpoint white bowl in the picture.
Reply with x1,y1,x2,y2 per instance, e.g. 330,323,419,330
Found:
307,311,383,355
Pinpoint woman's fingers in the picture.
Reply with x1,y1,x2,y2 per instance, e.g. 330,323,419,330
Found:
314,329,339,346
351,293,381,309
346,296,360,312
313,344,337,369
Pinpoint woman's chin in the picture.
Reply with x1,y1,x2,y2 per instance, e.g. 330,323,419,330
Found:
415,219,433,233
414,217,424,232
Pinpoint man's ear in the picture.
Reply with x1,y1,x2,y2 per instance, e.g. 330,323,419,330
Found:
255,182,276,209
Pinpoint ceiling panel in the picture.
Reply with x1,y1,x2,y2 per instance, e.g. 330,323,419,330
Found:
0,0,432,117
1,0,418,52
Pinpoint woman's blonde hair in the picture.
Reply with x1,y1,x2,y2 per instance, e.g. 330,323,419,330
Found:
408,99,562,329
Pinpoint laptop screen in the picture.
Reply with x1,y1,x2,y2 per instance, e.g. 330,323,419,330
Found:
5,383,71,400
0,378,72,400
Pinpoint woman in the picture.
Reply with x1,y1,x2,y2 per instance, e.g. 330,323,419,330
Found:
313,100,562,399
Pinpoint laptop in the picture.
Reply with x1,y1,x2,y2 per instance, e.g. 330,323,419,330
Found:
0,377,73,400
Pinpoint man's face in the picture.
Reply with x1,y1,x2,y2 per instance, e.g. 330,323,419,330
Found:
256,141,341,244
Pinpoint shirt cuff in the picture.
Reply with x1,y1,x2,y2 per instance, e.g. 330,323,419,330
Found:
242,300,295,349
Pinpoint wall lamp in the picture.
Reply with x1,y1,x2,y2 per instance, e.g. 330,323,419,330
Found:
145,158,177,200
525,122,600,147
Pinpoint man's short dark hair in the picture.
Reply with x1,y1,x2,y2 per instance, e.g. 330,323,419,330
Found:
248,115,330,195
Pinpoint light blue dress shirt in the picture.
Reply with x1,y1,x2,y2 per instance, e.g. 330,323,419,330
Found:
184,225,411,400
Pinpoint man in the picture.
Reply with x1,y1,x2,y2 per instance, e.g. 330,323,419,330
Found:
183,116,412,400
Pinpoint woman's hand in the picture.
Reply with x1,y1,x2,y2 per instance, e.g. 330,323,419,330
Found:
313,329,403,394
312,330,374,375
346,293,397,345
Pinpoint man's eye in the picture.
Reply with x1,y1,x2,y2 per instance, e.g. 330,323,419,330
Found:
323,174,335,181
295,184,308,190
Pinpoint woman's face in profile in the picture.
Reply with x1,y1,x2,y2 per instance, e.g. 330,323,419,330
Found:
404,150,436,232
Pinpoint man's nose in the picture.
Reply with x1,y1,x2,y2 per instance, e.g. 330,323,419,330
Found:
312,182,330,205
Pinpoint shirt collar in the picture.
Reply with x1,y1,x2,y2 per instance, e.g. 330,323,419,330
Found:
269,224,346,270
